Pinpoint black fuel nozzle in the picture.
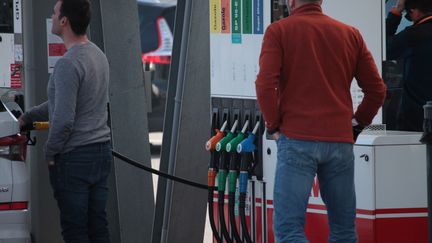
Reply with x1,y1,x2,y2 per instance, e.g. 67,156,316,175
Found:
21,122,50,146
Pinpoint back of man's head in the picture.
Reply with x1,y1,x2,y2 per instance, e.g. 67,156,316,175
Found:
406,0,432,13
59,0,91,36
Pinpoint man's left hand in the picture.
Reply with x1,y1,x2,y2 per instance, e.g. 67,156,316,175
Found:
47,160,55,166
272,132,281,141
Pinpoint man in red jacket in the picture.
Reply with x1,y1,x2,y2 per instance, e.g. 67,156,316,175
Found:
255,0,386,242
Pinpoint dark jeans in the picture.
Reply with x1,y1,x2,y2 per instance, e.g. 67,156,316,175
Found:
49,141,112,243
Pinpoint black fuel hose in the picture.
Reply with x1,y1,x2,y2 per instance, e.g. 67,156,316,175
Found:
208,151,223,243
112,150,214,190
217,151,233,243
228,154,242,243
239,154,253,243
228,192,242,242
219,192,233,243
239,192,253,243
208,189,223,243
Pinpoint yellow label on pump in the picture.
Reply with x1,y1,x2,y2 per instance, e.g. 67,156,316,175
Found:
210,0,221,33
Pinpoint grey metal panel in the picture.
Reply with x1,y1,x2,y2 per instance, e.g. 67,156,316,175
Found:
97,0,155,242
160,0,210,242
152,0,186,241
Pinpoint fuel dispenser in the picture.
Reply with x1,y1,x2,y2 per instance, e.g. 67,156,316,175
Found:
205,98,264,243
207,0,428,242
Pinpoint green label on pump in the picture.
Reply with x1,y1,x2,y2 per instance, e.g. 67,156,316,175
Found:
232,0,242,44
243,0,252,34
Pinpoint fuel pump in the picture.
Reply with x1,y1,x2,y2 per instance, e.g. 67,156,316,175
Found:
216,120,239,243
226,120,249,242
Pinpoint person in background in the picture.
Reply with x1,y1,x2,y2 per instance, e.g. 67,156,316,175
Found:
255,0,386,242
387,0,432,131
19,0,112,242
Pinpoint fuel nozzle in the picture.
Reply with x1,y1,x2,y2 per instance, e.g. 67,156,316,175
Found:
206,121,228,151
237,121,260,153
21,122,50,132
226,120,249,153
215,120,238,152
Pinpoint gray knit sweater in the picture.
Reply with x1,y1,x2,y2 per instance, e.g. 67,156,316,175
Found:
22,42,111,161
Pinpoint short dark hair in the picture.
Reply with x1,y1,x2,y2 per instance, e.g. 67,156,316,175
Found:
406,0,432,13
59,0,91,35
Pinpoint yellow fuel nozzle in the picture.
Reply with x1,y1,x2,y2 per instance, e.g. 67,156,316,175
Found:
33,122,49,130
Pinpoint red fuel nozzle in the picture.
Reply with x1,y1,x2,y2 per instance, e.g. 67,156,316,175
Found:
205,129,225,151
205,121,228,151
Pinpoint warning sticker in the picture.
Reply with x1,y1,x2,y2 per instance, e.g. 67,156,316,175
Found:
10,64,22,89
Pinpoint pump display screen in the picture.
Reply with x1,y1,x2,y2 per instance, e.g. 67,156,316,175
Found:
0,0,13,33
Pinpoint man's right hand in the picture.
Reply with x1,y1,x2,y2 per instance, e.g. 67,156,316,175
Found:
395,0,406,13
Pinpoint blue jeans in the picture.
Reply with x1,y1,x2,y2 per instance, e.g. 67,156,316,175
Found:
273,134,357,243
49,141,112,243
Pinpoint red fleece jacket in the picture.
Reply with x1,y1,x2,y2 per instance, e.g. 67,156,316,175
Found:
255,3,386,143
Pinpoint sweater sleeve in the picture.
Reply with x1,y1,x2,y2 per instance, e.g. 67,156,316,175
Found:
45,58,79,161
255,24,283,131
353,31,387,126
21,101,49,125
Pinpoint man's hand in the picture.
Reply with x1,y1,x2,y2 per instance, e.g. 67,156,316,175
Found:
272,131,281,141
18,116,26,130
353,125,364,142
395,0,406,13
47,160,55,166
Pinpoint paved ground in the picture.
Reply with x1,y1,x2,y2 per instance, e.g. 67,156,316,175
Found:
149,132,213,243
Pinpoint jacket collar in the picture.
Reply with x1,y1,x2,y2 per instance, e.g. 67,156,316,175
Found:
415,14,432,26
291,3,323,16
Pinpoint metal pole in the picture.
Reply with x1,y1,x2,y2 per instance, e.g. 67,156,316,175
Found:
421,101,432,243
160,0,193,242
428,143,432,243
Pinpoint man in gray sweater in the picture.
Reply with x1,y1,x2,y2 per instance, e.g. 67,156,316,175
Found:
19,0,111,242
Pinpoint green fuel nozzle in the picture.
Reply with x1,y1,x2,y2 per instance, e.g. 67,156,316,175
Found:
215,120,238,152
225,120,249,153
